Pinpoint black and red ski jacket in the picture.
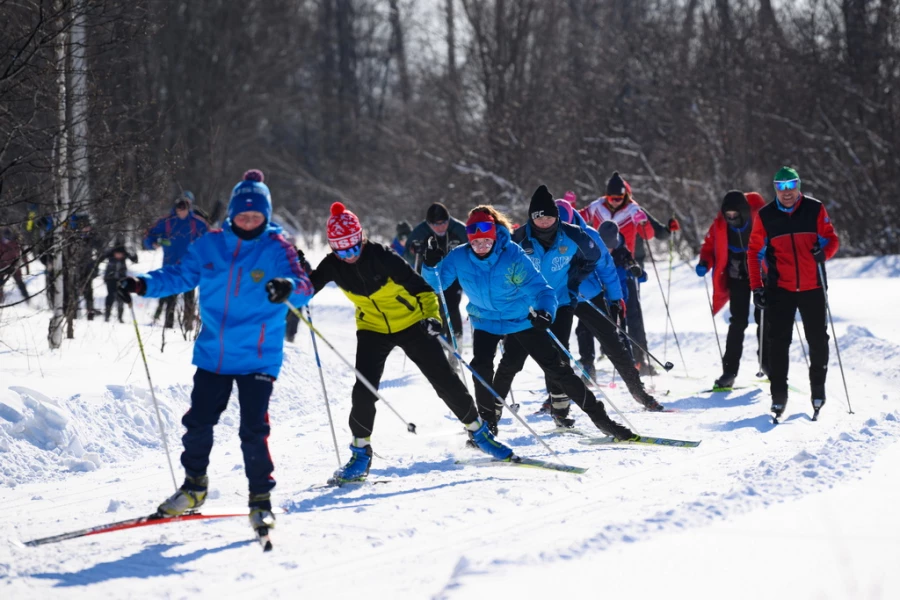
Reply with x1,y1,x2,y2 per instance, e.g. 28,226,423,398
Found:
748,195,839,292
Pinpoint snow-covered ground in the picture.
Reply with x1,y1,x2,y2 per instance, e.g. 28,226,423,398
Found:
1,247,898,599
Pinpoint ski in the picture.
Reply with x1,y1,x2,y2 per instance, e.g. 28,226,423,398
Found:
698,385,749,394
456,455,588,474
315,479,391,490
542,426,591,437
21,507,284,547
578,435,701,448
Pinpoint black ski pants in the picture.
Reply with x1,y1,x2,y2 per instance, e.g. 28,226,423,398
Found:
722,277,767,376
574,295,645,393
182,368,276,495
350,324,478,438
625,278,648,365
472,323,606,424
440,280,464,338
104,279,124,321
766,287,829,401
575,319,596,364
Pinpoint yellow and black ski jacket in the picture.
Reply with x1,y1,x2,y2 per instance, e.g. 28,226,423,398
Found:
310,242,441,334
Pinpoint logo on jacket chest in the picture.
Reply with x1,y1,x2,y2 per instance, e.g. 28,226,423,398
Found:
250,269,265,283
551,256,572,272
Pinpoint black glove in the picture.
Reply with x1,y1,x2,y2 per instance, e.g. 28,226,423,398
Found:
265,278,294,303
117,277,145,304
295,248,312,273
752,288,766,310
528,309,553,330
626,259,643,277
607,298,624,322
423,237,445,267
811,243,826,264
422,318,442,337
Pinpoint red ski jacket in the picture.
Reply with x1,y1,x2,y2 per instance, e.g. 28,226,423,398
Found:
699,192,767,315
748,195,839,292
580,197,655,254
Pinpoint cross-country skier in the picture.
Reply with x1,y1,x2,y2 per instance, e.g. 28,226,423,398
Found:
748,167,839,419
404,203,468,342
143,192,209,330
580,172,659,375
696,191,768,388
102,243,138,323
555,202,664,412
422,200,636,441
308,202,512,484
119,169,313,533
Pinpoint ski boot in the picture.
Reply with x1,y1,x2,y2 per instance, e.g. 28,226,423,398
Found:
811,398,825,421
580,362,597,387
713,372,737,390
538,398,551,415
157,474,208,516
467,419,513,460
248,492,276,530
771,393,787,423
589,408,636,441
550,397,576,428
329,442,373,485
631,387,665,412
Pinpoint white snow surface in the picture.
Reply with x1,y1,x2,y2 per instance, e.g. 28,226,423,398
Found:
1,248,899,599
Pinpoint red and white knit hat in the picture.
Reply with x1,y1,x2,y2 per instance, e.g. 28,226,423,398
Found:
327,202,363,250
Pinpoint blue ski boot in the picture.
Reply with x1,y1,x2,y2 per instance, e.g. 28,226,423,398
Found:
467,419,513,460
329,443,373,485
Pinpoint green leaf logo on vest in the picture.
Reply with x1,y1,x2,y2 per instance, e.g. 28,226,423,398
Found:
250,270,265,283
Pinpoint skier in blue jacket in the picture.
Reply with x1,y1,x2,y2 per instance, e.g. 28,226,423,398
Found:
559,204,663,411
143,192,209,329
119,169,313,533
423,201,635,441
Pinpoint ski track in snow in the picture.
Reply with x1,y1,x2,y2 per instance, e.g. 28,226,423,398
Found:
0,250,899,598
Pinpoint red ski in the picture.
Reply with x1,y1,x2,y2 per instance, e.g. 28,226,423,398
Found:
21,507,283,547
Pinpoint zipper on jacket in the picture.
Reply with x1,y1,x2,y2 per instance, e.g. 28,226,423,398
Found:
257,323,266,358
234,267,242,296
788,231,801,291
217,239,242,373
370,297,392,333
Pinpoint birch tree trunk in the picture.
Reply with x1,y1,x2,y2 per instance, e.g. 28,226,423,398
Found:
49,2,70,349
70,3,91,217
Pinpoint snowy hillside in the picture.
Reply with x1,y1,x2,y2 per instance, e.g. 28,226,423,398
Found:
2,250,899,599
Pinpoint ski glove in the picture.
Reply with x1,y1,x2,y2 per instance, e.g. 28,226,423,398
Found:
667,218,680,232
633,210,648,225
695,262,708,277
608,299,626,321
295,248,312,274
811,243,826,264
752,288,766,310
117,277,145,304
423,237,445,267
422,318,442,337
625,258,643,278
528,309,553,330
265,278,294,303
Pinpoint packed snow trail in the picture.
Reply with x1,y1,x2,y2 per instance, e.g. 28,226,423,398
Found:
1,252,898,598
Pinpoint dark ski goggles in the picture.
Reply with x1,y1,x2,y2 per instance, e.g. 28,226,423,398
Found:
466,222,495,235
774,179,799,191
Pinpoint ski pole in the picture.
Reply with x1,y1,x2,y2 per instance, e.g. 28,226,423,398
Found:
127,301,178,493
578,294,674,372
756,307,766,378
435,335,564,463
664,237,674,360
795,320,810,369
702,276,724,364
305,307,342,468
433,263,468,388
644,240,689,377
285,300,418,433
539,321,639,434
817,263,853,414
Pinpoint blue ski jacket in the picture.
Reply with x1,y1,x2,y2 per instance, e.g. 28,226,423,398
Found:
511,221,601,307
423,226,556,335
577,226,624,303
143,210,209,266
139,222,313,377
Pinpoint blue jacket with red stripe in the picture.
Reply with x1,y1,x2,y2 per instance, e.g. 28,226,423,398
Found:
143,210,209,266
139,222,313,377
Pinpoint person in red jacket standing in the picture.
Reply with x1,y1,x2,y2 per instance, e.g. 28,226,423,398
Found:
580,172,657,374
696,191,767,389
748,167,839,419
